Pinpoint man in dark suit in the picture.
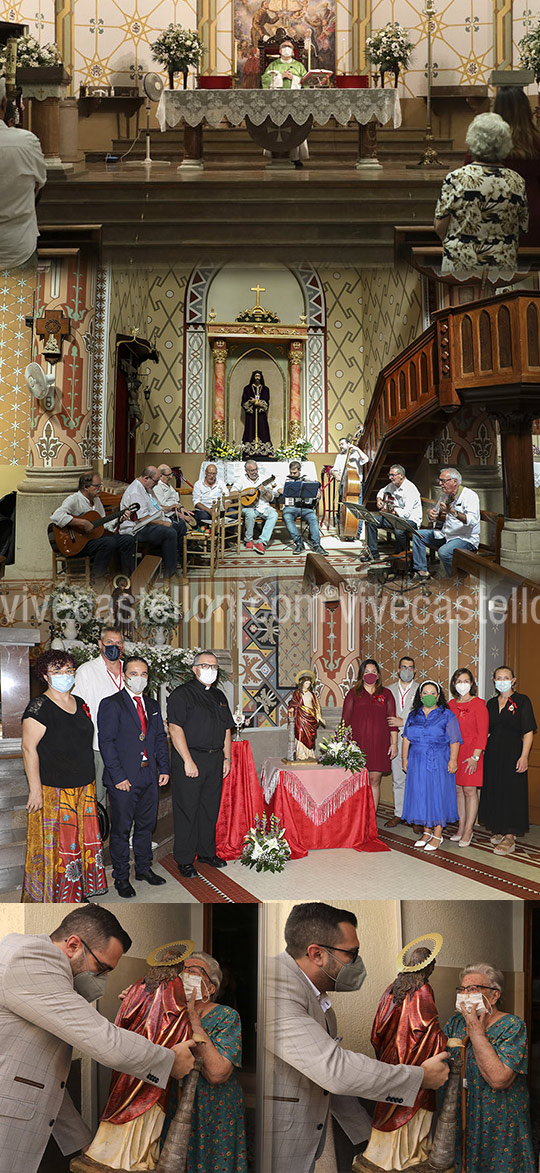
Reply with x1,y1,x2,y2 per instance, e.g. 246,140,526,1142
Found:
98,656,170,899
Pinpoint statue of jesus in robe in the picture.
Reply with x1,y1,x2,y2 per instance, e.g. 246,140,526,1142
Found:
241,369,274,458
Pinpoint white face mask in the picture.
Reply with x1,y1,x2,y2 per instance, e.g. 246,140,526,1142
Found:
125,676,147,695
197,666,218,686
495,679,513,693
455,990,488,1016
281,46,293,58
183,973,209,1002
455,682,471,696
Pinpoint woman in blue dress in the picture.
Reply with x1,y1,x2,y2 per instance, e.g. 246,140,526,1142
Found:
402,680,461,852
444,963,535,1172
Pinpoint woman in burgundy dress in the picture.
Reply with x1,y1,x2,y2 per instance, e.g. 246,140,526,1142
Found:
448,667,489,848
342,658,397,811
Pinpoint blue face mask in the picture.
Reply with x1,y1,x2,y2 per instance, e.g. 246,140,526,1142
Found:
50,673,75,692
103,645,121,662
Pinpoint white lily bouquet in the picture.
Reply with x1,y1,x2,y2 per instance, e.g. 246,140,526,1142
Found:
138,589,182,633
318,721,366,771
0,35,62,69
241,813,291,873
365,22,414,71
519,20,540,82
49,584,97,624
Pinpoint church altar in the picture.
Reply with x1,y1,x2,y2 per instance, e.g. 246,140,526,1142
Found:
216,739,264,859
157,88,401,170
261,757,390,858
199,459,318,485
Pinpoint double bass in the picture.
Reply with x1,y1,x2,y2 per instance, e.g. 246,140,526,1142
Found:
338,424,366,539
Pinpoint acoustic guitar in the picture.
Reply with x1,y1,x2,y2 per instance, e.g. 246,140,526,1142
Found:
239,475,276,508
48,504,140,558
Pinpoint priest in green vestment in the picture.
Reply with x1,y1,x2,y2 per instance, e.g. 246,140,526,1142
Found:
261,38,309,167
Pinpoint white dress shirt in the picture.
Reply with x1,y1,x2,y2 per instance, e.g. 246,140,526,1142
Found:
331,446,369,481
436,485,480,547
50,491,118,533
377,478,422,526
74,656,124,750
192,477,227,510
119,480,165,533
0,122,47,268
153,479,180,509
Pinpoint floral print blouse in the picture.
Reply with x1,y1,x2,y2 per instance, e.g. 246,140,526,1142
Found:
435,163,528,281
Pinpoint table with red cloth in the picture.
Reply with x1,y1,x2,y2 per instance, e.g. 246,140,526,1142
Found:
216,738,264,859
261,757,390,859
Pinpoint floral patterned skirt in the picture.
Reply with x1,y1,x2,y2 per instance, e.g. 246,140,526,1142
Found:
21,783,108,903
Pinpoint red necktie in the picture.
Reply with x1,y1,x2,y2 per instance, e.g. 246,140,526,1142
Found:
135,695,147,738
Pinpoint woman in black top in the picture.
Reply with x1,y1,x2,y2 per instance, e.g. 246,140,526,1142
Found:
478,664,536,857
21,649,107,902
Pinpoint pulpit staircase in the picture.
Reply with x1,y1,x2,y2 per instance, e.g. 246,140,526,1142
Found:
361,290,540,511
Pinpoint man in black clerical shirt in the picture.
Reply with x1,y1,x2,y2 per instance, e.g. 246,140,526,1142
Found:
167,650,234,878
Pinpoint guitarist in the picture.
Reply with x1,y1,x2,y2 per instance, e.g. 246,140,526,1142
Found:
49,472,136,582
360,464,422,566
235,459,279,555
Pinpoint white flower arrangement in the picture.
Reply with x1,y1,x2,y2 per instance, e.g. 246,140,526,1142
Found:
365,22,414,71
240,813,291,873
0,35,62,69
318,721,366,772
151,24,204,73
138,589,182,633
127,644,203,693
519,20,540,83
273,436,313,461
49,584,96,625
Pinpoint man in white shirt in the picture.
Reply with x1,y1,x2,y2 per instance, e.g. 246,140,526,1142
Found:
361,464,422,564
74,626,125,805
386,656,418,827
192,463,228,526
119,467,178,578
50,472,136,582
331,438,369,500
0,78,47,269
235,459,278,554
412,466,480,579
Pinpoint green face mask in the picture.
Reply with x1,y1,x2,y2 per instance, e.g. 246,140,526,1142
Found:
422,693,438,708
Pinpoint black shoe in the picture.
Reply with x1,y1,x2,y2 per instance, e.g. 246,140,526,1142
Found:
178,863,199,878
293,543,305,555
135,868,166,886
312,545,328,556
115,879,136,899
197,855,227,868
358,550,373,563
293,160,304,169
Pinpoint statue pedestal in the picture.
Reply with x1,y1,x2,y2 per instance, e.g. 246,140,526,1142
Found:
500,519,540,584
353,1157,454,1173
70,1155,130,1173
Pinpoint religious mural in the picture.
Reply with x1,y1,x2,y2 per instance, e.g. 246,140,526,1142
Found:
234,0,336,88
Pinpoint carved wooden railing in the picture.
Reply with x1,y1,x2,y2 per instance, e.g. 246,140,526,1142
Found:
361,290,540,504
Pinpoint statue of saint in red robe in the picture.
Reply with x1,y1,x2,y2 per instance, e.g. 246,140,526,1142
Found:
359,945,447,1172
288,671,325,761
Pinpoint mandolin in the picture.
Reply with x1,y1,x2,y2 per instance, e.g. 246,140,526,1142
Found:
239,475,276,508
48,504,140,557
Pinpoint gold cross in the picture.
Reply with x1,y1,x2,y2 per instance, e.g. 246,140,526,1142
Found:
250,284,266,306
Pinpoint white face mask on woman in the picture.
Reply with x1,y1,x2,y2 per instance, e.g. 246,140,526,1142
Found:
495,679,513,693
455,990,488,1016
455,682,471,696
183,973,209,1002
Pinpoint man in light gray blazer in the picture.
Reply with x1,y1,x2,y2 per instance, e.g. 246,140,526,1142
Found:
265,903,449,1173
385,655,419,827
0,905,196,1173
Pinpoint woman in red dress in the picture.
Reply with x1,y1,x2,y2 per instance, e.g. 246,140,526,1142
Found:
447,667,489,847
342,658,398,811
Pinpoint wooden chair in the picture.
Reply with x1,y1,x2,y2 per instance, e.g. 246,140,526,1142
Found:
183,502,220,577
220,493,243,559
258,31,308,83
52,549,92,585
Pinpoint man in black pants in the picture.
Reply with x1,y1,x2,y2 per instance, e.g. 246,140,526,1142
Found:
167,651,234,878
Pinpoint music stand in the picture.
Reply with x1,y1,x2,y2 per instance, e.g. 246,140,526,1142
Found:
283,479,320,543
382,514,418,593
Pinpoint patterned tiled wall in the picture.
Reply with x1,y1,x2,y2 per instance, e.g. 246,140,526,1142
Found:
0,267,36,466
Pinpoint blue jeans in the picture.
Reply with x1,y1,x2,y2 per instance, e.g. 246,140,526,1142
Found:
367,514,417,557
412,529,476,577
282,506,321,547
242,505,277,545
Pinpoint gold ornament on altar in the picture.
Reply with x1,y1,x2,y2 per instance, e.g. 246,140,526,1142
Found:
236,283,281,325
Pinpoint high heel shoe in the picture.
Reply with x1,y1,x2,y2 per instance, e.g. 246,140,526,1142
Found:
449,833,462,842
424,834,443,852
459,836,473,848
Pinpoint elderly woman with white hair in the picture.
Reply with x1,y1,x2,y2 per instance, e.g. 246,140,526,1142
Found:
434,112,528,284
161,950,248,1172
444,962,535,1172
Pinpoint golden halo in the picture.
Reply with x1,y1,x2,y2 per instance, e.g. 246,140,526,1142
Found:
112,573,132,591
146,939,195,967
396,932,443,973
296,668,315,685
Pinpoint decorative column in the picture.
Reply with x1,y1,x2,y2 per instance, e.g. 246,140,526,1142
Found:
491,409,540,583
212,338,227,440
12,255,95,580
288,340,304,444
